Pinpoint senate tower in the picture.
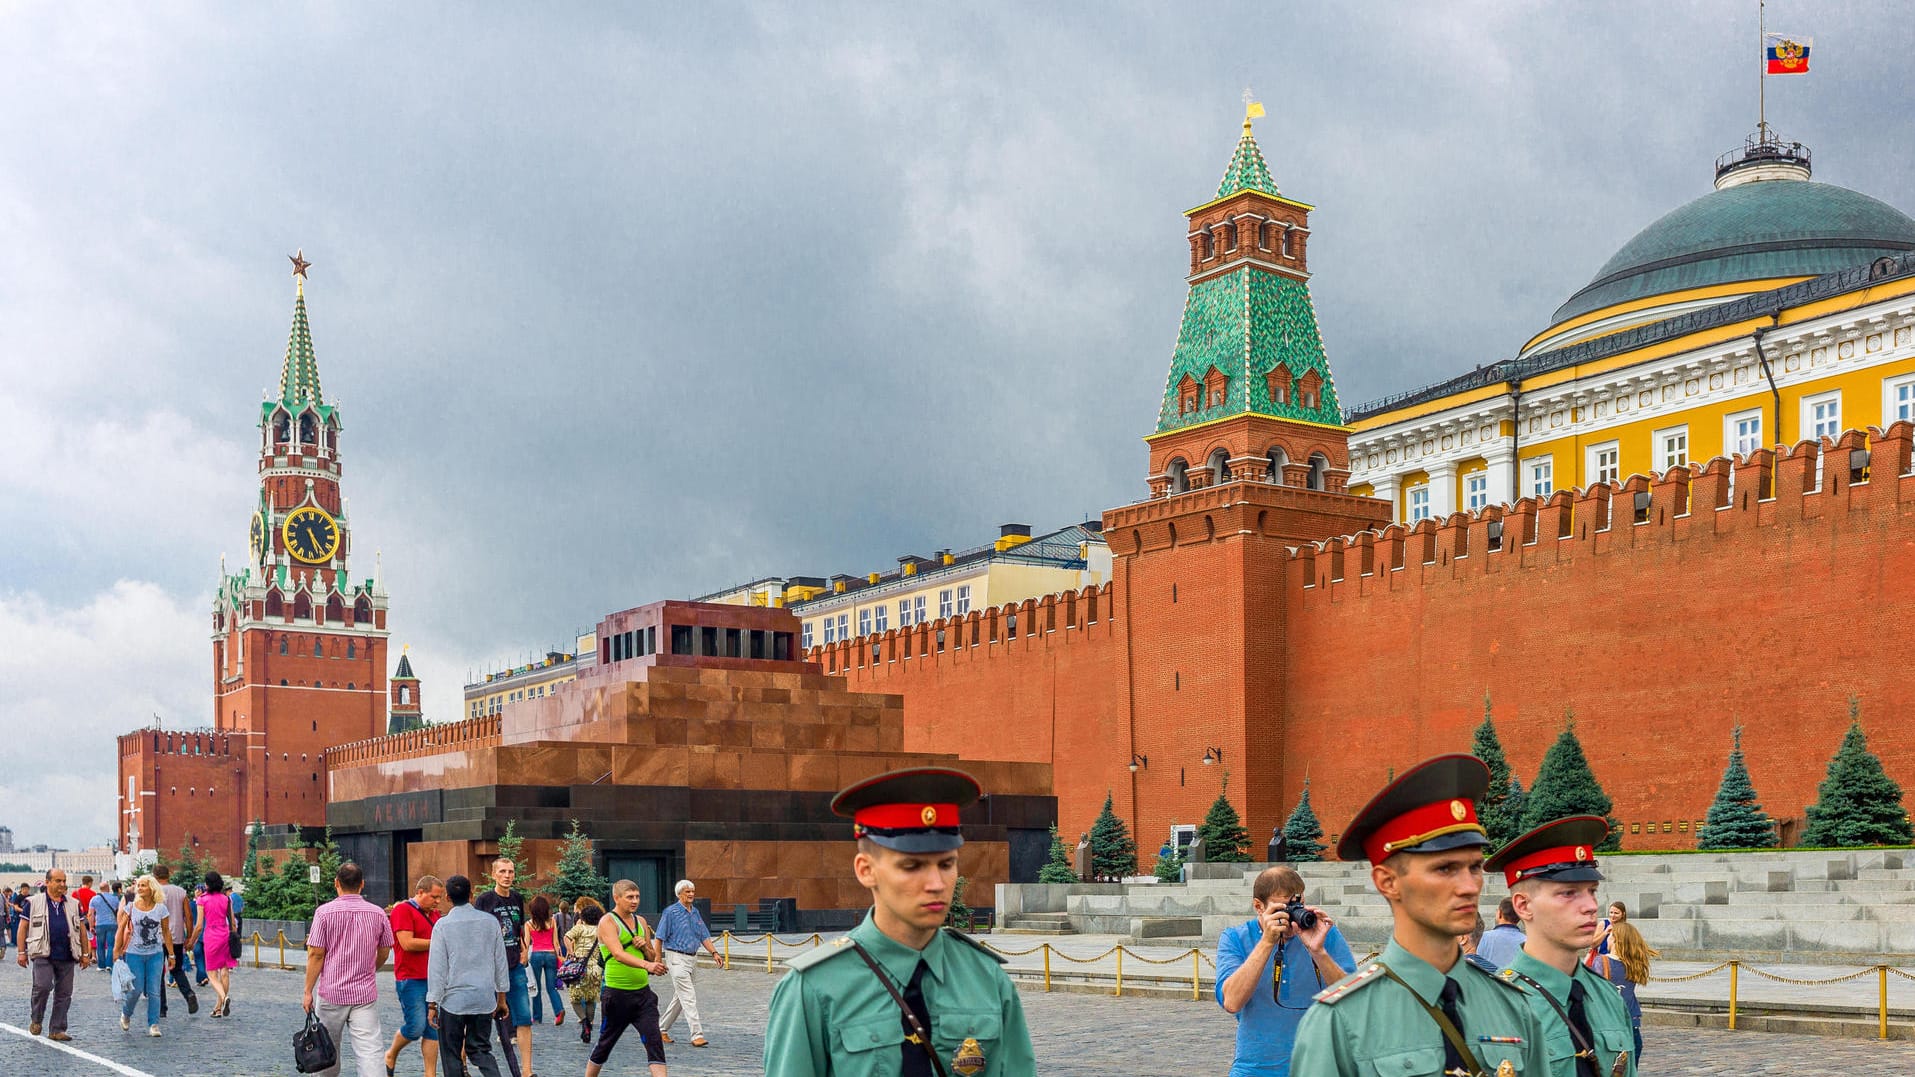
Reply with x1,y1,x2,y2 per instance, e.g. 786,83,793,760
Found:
117,254,398,872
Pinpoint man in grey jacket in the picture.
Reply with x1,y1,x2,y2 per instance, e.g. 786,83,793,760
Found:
16,869,92,1039
426,874,509,1077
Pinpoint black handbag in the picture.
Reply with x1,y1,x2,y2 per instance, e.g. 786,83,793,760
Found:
293,1008,337,1073
228,911,244,960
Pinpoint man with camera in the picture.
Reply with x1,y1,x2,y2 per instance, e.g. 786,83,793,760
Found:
1217,865,1356,1076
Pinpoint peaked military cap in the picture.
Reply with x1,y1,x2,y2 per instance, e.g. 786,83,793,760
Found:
1485,814,1608,886
831,767,981,853
1335,753,1493,864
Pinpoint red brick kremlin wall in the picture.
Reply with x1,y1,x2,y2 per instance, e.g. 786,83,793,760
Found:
817,425,1915,861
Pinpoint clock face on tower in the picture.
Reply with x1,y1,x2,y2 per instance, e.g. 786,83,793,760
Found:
282,506,341,564
248,512,266,562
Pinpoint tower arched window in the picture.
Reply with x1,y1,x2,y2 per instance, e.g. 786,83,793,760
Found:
1166,458,1190,494
1209,448,1232,486
325,596,344,623
1267,447,1288,485
346,640,356,660
400,686,411,705
354,596,372,623
314,637,324,657
1200,231,1214,259
266,591,284,618
293,593,313,620
1307,452,1330,492
325,418,340,455
299,412,318,445
1281,226,1295,257
279,636,289,656
273,412,291,446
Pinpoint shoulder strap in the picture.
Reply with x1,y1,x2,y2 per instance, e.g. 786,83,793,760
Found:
845,940,950,1077
1373,962,1493,1077
1500,967,1595,1059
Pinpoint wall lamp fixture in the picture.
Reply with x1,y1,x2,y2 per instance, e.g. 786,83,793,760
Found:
1129,754,1148,773
1202,747,1224,766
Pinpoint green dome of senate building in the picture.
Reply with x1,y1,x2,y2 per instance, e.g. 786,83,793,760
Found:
1525,144,1915,355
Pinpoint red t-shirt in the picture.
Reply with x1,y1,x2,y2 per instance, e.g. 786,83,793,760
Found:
73,889,97,924
389,900,439,981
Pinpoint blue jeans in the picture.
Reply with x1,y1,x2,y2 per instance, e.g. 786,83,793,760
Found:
528,952,560,1022
95,925,117,972
505,964,532,1028
122,951,166,1025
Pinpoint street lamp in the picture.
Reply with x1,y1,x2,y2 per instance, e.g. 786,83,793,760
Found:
1202,747,1224,766
1129,754,1148,773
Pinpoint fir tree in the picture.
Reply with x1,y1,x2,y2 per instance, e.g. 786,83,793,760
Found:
944,876,975,931
1698,726,1779,849
274,853,318,923
240,820,264,887
1196,773,1252,863
312,828,343,910
547,819,610,907
1153,847,1186,883
1503,777,1528,841
1088,792,1138,880
172,841,204,893
1802,700,1914,847
1037,824,1079,884
1471,693,1520,848
496,819,525,893
1521,716,1622,850
1282,781,1327,862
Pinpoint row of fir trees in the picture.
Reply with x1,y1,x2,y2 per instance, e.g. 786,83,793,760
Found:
232,818,614,923
1038,694,1912,880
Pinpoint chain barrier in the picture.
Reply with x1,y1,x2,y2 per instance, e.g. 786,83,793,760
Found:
1646,961,1731,983
1740,965,1882,986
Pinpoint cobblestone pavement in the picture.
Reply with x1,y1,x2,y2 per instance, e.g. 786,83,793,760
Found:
3,959,1913,1075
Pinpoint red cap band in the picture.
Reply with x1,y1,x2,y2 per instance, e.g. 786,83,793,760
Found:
1499,843,1597,887
1363,796,1483,865
852,803,959,835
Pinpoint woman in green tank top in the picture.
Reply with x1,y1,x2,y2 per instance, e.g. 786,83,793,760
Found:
586,880,669,1077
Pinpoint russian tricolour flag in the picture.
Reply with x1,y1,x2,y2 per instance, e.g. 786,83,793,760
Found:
1765,33,1811,75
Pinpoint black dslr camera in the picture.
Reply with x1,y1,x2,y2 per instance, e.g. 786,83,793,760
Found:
1285,901,1318,932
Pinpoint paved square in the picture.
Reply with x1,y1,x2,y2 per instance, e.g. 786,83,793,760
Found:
3,959,1913,1074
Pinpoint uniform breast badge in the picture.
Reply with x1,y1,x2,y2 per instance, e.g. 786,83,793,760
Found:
1609,1051,1629,1077
1497,1060,1516,1077
952,1036,987,1075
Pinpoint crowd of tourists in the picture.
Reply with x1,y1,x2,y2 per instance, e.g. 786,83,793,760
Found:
7,856,728,1077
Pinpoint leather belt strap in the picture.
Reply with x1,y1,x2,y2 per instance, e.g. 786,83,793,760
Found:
1374,963,1491,1077
845,940,950,1077
1502,968,1598,1062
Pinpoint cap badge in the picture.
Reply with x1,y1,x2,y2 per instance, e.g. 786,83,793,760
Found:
921,805,939,826
1576,846,1589,861
952,1037,987,1075
1449,800,1467,822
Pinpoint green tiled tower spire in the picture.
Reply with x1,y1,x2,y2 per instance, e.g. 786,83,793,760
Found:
1153,269,1341,433
1216,118,1279,199
279,249,323,406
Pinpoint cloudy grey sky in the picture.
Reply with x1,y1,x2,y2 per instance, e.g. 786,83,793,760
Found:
4,3,1911,849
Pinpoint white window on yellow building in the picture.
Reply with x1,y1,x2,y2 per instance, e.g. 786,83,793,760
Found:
874,604,888,633
1588,441,1620,485
802,622,813,649
957,585,972,615
1464,472,1488,512
913,595,926,623
1805,391,1841,441
1889,374,1915,425
858,608,871,637
836,613,848,641
939,589,953,619
1727,409,1763,457
823,617,836,644
1526,456,1553,499
1408,484,1431,523
1657,426,1689,472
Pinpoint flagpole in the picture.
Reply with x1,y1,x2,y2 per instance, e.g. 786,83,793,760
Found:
1759,0,1767,141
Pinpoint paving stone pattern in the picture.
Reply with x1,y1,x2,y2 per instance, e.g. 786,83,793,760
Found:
4,960,1913,1075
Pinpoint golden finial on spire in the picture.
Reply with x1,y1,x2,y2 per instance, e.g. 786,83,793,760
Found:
1242,87,1265,131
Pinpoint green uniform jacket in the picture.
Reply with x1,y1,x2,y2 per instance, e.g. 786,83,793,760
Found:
762,911,1035,1076
1290,938,1550,1077
1502,952,1636,1077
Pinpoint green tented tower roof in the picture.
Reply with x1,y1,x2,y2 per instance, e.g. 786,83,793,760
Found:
1216,121,1279,199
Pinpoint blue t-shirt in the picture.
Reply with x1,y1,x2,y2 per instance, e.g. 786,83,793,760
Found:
1214,918,1357,1077
46,899,74,962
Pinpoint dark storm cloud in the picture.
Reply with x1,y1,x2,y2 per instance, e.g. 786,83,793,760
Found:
2,2,1910,845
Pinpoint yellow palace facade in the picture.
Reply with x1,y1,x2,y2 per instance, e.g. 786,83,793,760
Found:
1345,140,1915,519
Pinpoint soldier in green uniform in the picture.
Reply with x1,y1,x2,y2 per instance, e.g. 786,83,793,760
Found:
762,767,1035,1076
1481,817,1637,1077
1291,755,1549,1077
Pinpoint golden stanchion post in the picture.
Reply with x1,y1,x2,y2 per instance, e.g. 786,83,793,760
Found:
1043,944,1051,993
1115,946,1124,998
767,934,774,974
1192,949,1201,1001
1880,965,1889,1041
723,931,730,968
251,931,260,969
1728,961,1739,1030
278,929,288,970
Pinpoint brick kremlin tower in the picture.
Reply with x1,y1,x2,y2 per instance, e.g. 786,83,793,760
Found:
1103,104,1390,850
117,253,392,871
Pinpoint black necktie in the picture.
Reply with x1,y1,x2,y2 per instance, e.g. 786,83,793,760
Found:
1567,980,1600,1077
900,959,935,1077
1438,978,1470,1076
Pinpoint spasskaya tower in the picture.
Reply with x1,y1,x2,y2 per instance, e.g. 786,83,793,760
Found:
117,253,393,871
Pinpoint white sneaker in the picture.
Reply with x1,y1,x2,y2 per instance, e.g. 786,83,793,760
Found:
120,1015,130,1031
148,1025,162,1037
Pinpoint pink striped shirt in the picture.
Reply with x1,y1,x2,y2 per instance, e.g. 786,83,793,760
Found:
308,893,395,1006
